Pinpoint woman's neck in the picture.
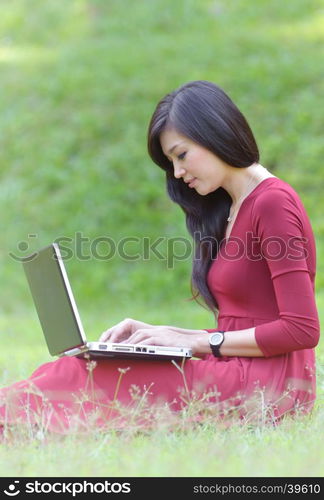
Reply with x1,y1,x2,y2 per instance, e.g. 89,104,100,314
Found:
224,163,275,205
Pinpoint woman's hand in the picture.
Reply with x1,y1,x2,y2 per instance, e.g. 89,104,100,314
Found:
99,319,209,356
124,326,198,350
99,318,157,343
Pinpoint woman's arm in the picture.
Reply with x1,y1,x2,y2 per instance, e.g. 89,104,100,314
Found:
202,328,263,357
171,326,264,357
250,188,320,357
100,321,263,357
167,325,263,356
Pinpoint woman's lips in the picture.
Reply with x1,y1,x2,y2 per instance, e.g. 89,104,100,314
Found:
188,178,197,188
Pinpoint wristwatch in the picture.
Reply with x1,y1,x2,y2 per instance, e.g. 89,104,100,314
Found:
208,331,225,357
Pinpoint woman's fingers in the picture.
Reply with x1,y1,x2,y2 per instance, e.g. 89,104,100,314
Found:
100,324,191,348
126,328,174,346
99,318,157,343
99,318,134,342
127,328,192,348
126,329,152,345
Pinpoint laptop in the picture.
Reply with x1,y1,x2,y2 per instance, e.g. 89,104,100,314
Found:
22,243,192,361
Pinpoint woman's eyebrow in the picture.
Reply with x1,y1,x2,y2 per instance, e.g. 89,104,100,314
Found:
167,141,186,155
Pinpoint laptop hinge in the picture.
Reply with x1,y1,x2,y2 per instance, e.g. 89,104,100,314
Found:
60,345,89,357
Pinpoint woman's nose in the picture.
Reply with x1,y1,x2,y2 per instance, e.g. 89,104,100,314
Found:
173,162,186,179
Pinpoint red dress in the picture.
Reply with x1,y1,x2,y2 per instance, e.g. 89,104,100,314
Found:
0,178,320,432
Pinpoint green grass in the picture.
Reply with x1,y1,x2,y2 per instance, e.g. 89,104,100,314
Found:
1,410,324,477
0,0,323,477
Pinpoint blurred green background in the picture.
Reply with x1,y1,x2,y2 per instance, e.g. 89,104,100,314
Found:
0,0,323,381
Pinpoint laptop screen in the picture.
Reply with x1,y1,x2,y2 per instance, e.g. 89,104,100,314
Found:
22,244,86,356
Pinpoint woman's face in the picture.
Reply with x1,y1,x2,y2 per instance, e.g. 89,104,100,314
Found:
159,128,229,196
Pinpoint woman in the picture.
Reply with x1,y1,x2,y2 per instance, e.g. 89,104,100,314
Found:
0,80,320,433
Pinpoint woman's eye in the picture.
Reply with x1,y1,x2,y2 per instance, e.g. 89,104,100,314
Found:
177,152,186,160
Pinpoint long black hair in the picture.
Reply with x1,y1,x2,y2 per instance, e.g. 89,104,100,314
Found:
147,80,259,312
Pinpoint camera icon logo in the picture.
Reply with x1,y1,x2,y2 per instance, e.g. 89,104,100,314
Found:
3,481,20,496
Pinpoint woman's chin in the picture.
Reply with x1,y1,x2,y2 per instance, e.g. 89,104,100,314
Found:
195,185,211,196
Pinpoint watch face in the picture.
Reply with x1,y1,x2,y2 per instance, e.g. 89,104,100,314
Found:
210,332,223,346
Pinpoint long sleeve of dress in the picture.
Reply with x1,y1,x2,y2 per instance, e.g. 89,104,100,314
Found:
252,187,319,357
